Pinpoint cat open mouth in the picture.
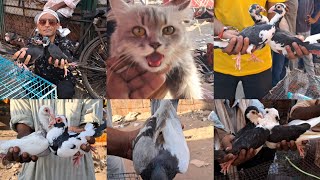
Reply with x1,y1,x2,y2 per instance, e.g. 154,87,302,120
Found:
146,52,164,67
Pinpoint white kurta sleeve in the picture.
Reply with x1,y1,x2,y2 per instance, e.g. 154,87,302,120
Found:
9,100,34,131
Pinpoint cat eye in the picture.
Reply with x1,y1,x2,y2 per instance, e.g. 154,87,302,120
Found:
132,26,146,37
162,26,175,35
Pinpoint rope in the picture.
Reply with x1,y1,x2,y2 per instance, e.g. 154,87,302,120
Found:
285,156,320,179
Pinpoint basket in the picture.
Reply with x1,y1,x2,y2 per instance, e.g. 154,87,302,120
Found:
263,69,320,99
108,173,141,180
215,140,320,180
0,56,57,99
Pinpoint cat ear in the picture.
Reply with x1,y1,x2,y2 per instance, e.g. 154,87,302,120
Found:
164,0,191,11
109,0,130,15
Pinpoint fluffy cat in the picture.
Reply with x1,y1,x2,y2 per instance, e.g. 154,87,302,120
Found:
108,0,204,99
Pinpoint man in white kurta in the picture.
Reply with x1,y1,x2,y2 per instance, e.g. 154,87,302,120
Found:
9,99,103,180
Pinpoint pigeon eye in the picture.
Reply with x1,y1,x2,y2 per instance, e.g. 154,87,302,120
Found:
44,108,48,112
266,111,269,113
56,118,62,123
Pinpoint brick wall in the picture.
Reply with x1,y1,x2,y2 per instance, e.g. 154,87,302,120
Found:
110,100,214,115
4,14,35,38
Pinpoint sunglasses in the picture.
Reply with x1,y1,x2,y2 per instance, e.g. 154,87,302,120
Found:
38,19,58,26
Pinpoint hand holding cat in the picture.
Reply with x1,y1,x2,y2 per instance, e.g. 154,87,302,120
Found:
106,57,167,98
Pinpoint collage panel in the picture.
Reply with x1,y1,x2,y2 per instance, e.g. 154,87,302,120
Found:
214,99,320,180
213,0,320,99
106,0,213,99
106,99,213,180
0,99,107,180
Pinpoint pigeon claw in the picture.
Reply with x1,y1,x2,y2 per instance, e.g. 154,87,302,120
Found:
297,144,305,158
72,152,83,167
248,54,263,62
220,156,237,175
232,53,242,70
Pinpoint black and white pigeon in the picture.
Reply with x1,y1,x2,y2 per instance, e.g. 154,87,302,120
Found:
214,4,276,70
233,106,263,140
249,4,269,24
132,100,189,180
220,106,270,174
0,105,54,162
265,109,320,157
46,115,107,165
267,3,320,56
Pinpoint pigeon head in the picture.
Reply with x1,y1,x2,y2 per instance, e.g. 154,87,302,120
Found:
51,115,68,128
151,165,168,180
249,4,266,16
42,36,50,47
38,105,55,131
245,106,263,125
268,3,286,16
248,4,268,24
265,108,280,122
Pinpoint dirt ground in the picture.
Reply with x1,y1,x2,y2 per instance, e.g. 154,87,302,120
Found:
111,110,214,180
0,130,106,180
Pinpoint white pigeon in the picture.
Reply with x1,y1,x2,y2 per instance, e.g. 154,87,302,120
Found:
132,100,190,180
38,105,55,132
0,105,55,162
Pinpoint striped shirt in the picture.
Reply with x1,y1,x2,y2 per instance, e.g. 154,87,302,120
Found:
296,0,314,33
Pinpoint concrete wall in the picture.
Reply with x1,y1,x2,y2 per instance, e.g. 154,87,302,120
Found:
110,100,214,115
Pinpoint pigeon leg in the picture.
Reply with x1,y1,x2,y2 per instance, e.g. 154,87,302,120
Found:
248,53,263,62
232,53,242,70
90,145,97,154
309,50,320,55
73,152,83,166
220,156,237,175
296,144,305,158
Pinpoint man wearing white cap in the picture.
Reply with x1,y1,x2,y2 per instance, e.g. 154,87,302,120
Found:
13,9,76,98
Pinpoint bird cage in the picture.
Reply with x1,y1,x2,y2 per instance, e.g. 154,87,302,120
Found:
215,139,320,180
108,173,141,180
264,69,320,99
0,56,57,99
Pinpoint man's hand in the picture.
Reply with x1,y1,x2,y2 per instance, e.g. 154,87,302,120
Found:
13,48,32,65
276,140,308,151
106,57,167,99
285,35,310,59
220,134,256,166
5,147,38,163
48,57,68,70
222,36,252,55
307,15,318,25
107,127,140,160
80,137,96,152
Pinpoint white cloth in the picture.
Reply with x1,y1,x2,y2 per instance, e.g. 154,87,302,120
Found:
36,9,60,24
44,0,81,18
10,99,103,180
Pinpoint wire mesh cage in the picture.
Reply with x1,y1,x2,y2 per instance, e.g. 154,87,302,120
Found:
0,56,57,99
107,172,141,180
264,69,320,99
215,140,320,180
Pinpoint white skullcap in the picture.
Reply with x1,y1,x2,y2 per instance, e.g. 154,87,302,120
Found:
35,9,60,24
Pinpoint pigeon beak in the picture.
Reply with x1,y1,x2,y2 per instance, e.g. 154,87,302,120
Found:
268,6,275,13
258,113,263,119
48,114,56,128
261,7,266,12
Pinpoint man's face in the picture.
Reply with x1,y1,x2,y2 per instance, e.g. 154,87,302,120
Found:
37,13,60,37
